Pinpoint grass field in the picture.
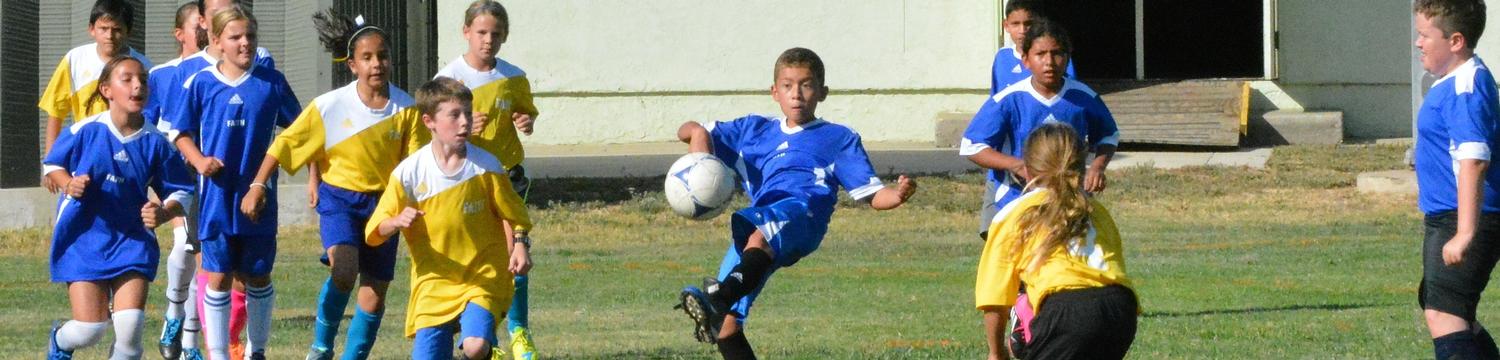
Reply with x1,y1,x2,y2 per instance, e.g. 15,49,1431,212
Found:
0,144,1460,358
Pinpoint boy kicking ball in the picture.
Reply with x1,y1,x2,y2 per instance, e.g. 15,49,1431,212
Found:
675,47,918,359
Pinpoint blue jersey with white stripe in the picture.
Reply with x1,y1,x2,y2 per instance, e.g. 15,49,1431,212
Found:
167,64,300,239
153,49,275,133
991,46,1076,96
43,113,194,282
1416,56,1500,214
961,78,1120,210
706,115,886,225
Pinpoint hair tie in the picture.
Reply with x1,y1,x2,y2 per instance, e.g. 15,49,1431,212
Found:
340,14,384,63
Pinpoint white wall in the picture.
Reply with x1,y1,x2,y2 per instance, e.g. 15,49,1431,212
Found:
1266,0,1415,139
436,0,999,145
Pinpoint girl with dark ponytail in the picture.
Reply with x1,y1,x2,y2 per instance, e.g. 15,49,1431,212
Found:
976,123,1138,360
246,8,428,359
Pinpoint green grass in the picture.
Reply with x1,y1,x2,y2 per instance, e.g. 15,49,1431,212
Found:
0,144,1448,358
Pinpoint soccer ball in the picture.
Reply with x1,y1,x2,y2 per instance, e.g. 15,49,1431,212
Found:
664,152,736,220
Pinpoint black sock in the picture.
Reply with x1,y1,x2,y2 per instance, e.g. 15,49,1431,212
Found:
1437,330,1482,360
1475,325,1500,360
713,248,773,306
717,330,756,360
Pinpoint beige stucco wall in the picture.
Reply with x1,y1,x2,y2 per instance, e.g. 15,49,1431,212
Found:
435,0,999,145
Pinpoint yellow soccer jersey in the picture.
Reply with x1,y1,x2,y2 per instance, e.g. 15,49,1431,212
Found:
433,56,538,169
267,81,430,193
39,43,154,121
365,143,533,337
975,189,1135,313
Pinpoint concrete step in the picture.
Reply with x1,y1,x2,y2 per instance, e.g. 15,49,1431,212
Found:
1248,110,1344,146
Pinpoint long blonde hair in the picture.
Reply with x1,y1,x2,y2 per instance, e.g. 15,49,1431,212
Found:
1012,122,1091,273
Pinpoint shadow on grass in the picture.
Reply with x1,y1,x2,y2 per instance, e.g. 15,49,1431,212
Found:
547,346,714,360
1143,302,1401,318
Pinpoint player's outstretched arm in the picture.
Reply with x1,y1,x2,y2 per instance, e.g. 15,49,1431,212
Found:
678,121,711,153
869,175,917,210
968,147,1026,179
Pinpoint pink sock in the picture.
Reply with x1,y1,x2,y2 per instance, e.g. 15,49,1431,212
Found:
230,289,248,343
194,273,208,323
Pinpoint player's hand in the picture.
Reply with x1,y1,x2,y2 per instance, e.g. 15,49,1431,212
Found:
513,112,534,136
1010,162,1030,182
390,207,423,230
509,242,532,275
1085,167,1108,193
471,111,489,135
141,201,169,229
1444,233,1474,266
42,176,60,194
241,185,268,223
895,175,917,203
193,156,224,177
66,174,90,199
306,181,319,208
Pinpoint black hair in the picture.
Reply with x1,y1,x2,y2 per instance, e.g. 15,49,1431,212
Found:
1416,0,1488,49
312,8,390,63
773,47,827,86
1020,18,1072,56
90,0,135,32
1004,0,1048,19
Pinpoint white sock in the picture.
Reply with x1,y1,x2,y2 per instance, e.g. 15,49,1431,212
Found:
201,288,231,360
110,309,144,359
164,227,192,320
183,276,199,350
244,284,276,355
54,320,109,351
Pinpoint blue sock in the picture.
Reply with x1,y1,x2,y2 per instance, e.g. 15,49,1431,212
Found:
342,306,383,360
507,274,529,332
313,278,351,351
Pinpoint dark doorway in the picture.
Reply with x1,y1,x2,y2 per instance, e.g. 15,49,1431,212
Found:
1143,0,1263,79
1047,0,1137,80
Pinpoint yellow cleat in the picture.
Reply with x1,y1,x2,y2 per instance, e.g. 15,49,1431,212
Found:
509,327,536,360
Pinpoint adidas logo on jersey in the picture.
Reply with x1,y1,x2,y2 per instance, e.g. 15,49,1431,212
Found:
416,181,429,195
1042,114,1061,124
462,199,485,215
1012,64,1023,74
342,118,354,129
113,150,129,163
496,99,511,111
228,94,243,105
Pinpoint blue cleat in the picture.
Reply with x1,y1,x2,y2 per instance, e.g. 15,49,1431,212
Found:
181,348,204,360
158,317,184,359
48,320,73,360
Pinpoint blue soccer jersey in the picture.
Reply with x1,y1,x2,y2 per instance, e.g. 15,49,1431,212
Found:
42,112,194,282
154,49,275,136
961,77,1120,210
167,64,300,239
991,46,1077,96
1416,57,1500,215
705,115,886,225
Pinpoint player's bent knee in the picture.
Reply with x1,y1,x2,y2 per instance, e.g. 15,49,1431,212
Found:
461,337,490,359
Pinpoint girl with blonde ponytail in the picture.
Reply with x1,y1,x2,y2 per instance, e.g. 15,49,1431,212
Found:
975,123,1137,359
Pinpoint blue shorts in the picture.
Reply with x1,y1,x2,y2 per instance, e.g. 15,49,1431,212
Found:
411,302,499,360
200,233,276,277
316,183,399,281
718,198,824,321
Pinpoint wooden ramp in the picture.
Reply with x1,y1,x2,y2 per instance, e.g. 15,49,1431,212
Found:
1092,80,1248,147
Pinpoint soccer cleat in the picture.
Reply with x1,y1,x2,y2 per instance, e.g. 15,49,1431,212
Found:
677,284,724,344
158,317,184,360
48,320,73,360
490,346,506,360
248,351,266,360
181,348,204,360
305,346,333,360
509,327,536,360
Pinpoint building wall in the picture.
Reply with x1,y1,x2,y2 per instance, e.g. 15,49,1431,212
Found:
435,0,1000,145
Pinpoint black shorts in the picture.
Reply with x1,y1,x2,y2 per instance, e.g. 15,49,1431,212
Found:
1420,212,1500,321
509,164,532,200
1019,285,1138,360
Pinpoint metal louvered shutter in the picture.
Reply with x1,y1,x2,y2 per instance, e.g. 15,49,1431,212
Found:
2,0,40,188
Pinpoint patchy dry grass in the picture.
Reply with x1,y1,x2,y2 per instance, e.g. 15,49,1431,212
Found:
0,144,1451,358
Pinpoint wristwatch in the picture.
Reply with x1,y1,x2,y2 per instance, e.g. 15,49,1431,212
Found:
515,235,531,248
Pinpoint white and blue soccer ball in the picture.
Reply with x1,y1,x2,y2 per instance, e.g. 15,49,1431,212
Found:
664,152,736,220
